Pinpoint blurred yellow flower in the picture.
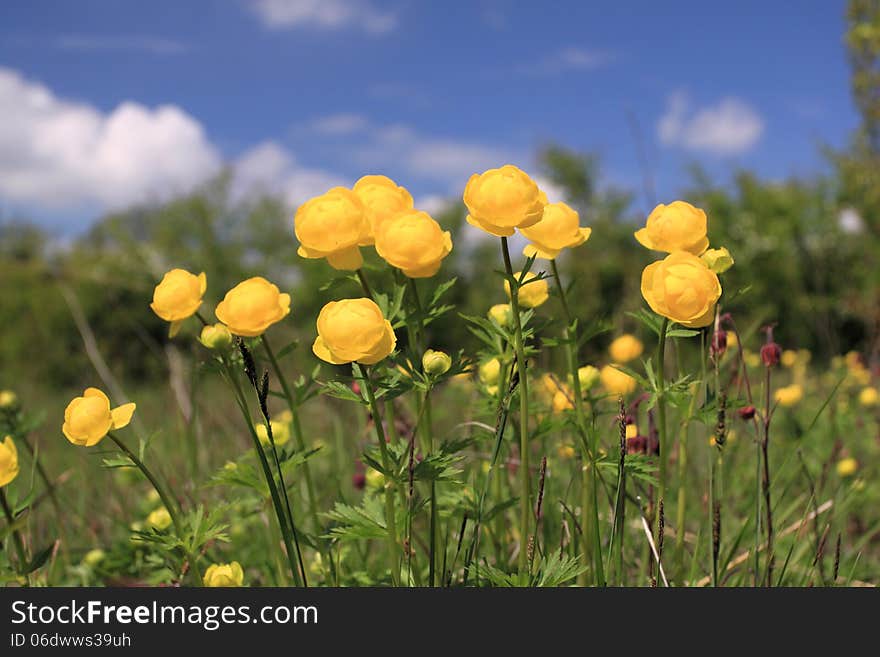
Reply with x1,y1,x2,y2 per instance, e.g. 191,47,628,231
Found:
744,350,760,368
609,334,644,364
422,349,452,376
365,468,385,490
294,187,371,270
520,201,591,259
374,210,452,278
634,201,709,255
600,365,637,396
255,420,291,447
641,251,721,328
0,390,17,408
577,365,600,390
198,323,233,351
836,457,858,478
552,388,574,414
700,247,734,273
625,424,638,439
146,507,172,531
215,277,291,337
557,444,576,460
62,388,136,447
859,386,879,407
203,561,244,587
150,269,207,337
479,358,501,386
488,304,512,327
276,409,294,424
780,350,798,368
352,175,414,238
83,548,105,566
774,384,803,407
312,298,396,365
504,271,549,308
727,332,739,349
0,436,19,487
463,164,546,237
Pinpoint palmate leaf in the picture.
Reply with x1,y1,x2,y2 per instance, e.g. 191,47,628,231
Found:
534,551,588,587
324,495,388,540
598,454,658,487
320,380,366,404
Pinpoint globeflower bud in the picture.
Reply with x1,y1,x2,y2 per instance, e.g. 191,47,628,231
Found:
700,247,734,274
203,561,244,587
479,358,502,386
0,390,17,409
83,548,105,567
577,365,600,390
146,507,172,531
0,436,19,488
199,323,233,351
422,349,452,376
488,304,512,327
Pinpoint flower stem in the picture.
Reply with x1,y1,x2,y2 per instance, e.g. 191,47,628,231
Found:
261,335,321,534
551,259,603,585
655,317,669,551
500,236,531,582
761,365,774,586
356,268,375,301
354,363,400,585
0,488,28,581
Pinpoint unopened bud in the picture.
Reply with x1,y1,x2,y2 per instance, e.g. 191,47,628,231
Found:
198,323,232,351
422,349,452,376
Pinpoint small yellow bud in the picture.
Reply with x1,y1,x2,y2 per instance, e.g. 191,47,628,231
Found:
0,390,18,409
625,424,638,439
203,562,244,587
488,304,513,327
422,349,452,376
858,387,879,407
557,444,576,460
577,365,600,390
479,358,501,386
700,246,734,273
146,507,172,531
365,468,385,490
198,323,233,351
836,457,858,478
83,548,105,566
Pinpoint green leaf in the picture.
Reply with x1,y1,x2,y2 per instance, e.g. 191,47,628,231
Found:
25,543,55,574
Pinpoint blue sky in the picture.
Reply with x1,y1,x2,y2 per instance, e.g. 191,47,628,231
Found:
0,0,859,231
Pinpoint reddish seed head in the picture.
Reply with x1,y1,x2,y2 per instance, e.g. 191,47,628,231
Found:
761,342,781,368
626,435,647,455
625,414,636,426
711,329,727,357
352,472,366,490
738,405,756,420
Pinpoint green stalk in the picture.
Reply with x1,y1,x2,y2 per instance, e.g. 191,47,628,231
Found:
550,260,603,585
354,363,400,585
500,237,531,582
356,268,375,301
0,488,28,582
261,335,320,534
655,317,669,550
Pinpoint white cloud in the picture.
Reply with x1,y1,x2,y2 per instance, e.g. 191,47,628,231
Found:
232,141,346,206
307,112,369,135
249,0,397,34
517,46,611,76
0,66,221,211
658,91,764,155
56,35,189,54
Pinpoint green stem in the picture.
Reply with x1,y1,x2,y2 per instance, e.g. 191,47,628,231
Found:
551,260,603,585
655,318,669,550
356,268,375,301
500,237,531,582
0,488,28,581
261,335,321,534
355,363,400,585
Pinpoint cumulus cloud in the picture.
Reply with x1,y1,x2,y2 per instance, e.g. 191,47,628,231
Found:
307,112,369,136
249,0,397,34
0,66,221,211
657,91,764,155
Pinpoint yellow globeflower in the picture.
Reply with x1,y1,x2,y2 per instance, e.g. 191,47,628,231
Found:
552,389,574,414
203,561,244,587
577,365,600,390
557,444,576,460
198,323,232,351
150,269,207,337
255,420,291,447
0,436,19,487
600,365,637,396
780,350,798,368
146,507,172,531
312,298,396,365
634,201,709,255
294,187,371,270
520,201,591,259
701,247,734,274
83,548,105,566
0,390,17,409
478,358,501,386
641,251,721,328
463,164,546,237
488,304,512,327
836,457,858,478
352,175,414,238
374,210,453,278
215,277,291,337
774,384,803,407
609,334,644,364
504,271,549,309
62,388,136,447
625,424,638,439
858,387,879,407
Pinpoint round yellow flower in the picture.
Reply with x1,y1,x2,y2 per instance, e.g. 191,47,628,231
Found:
577,365,600,390
463,164,546,237
634,201,709,254
373,210,452,278
83,548,105,566
552,389,574,414
312,298,396,365
557,444,576,460
600,365,637,396
520,201,591,259
780,350,798,368
488,304,512,327
215,277,291,337
198,323,233,351
62,388,136,447
774,384,803,407
294,187,371,270
609,334,644,364
422,349,452,376
255,420,291,447
203,561,244,587
478,358,501,386
625,424,638,439
352,175,414,237
0,436,19,487
641,251,721,328
836,457,858,478
0,390,17,409
504,271,549,309
859,386,879,407
146,507,172,531
150,269,207,337
701,247,734,273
